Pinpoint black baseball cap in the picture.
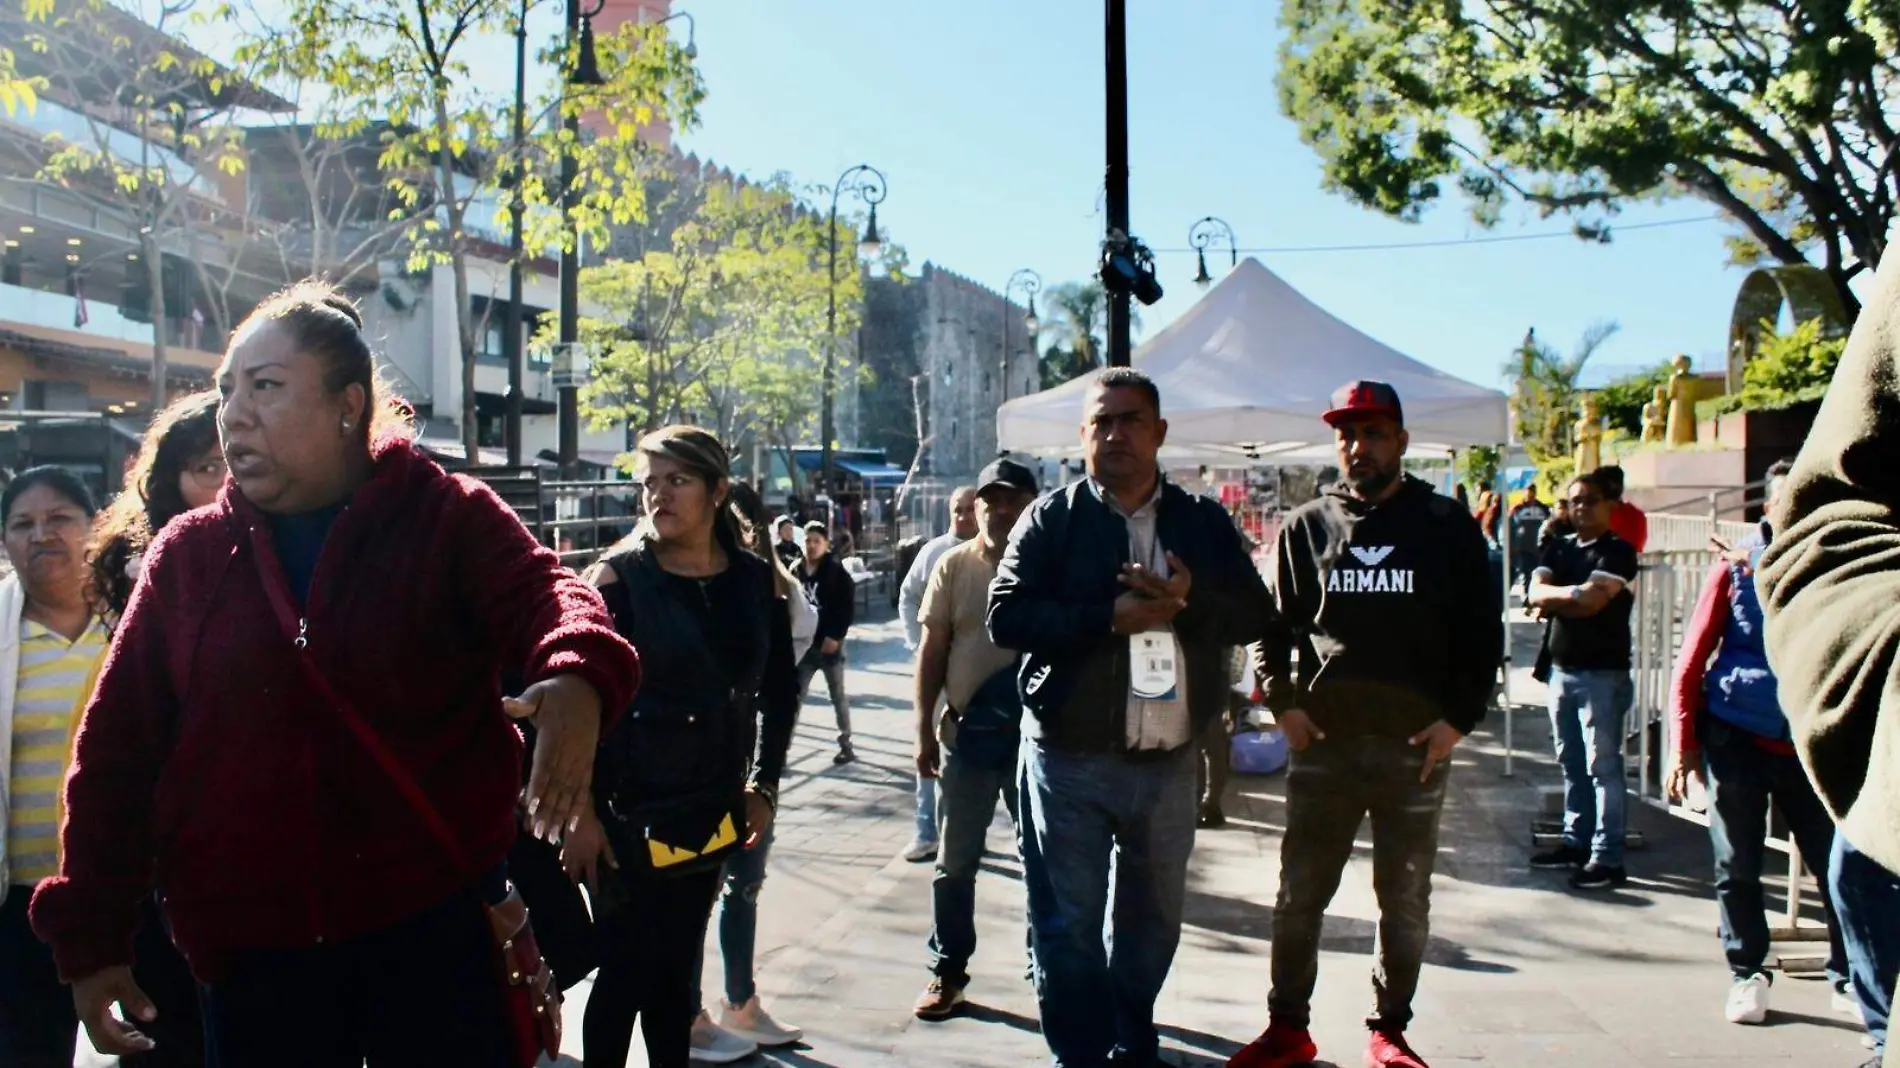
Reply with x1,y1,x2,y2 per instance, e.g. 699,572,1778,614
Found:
1322,380,1405,427
976,457,1039,496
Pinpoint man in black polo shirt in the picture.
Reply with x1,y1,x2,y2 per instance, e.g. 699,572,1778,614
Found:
1527,470,1641,889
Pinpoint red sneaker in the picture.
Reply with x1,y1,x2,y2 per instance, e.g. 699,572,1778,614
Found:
1364,1028,1431,1068
1226,1021,1319,1068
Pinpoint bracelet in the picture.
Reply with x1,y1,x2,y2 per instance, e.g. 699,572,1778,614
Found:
747,783,779,813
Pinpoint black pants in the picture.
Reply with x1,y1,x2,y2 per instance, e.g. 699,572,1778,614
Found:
200,887,513,1068
1197,709,1233,810
583,866,722,1068
0,884,74,1068
1,888,203,1068
1269,736,1449,1032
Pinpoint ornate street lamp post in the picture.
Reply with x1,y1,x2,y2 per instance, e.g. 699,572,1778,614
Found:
820,163,886,506
1003,268,1041,407
1190,216,1237,290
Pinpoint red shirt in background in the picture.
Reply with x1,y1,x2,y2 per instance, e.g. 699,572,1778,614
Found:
1610,501,1648,552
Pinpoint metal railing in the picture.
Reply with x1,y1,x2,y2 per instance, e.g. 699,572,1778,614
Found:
541,478,640,568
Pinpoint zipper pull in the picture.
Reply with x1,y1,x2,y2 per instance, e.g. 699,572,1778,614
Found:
295,617,309,650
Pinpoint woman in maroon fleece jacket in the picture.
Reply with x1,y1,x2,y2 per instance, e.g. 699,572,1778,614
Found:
30,282,638,1067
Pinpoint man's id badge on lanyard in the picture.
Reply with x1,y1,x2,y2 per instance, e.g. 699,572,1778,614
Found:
1130,631,1179,701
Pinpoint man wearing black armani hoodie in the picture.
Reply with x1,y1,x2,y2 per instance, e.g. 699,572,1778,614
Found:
1228,382,1501,1068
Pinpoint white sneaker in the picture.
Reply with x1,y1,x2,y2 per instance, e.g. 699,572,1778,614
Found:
689,1009,759,1063
719,994,803,1047
903,837,939,863
1724,972,1771,1025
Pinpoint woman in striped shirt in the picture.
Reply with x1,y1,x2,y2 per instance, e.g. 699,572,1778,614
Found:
0,465,105,1068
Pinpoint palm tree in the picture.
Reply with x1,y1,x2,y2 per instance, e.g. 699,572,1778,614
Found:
1506,320,1621,465
1037,280,1143,389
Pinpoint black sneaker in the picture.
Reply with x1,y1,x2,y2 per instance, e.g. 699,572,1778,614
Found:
1197,805,1227,829
832,747,857,766
1529,844,1589,870
1569,862,1628,890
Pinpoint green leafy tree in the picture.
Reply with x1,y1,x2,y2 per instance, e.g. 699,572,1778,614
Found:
572,177,877,485
244,0,701,460
1506,321,1620,469
21,0,260,409
1709,316,1847,415
1038,280,1140,388
1455,444,1503,496
0,0,53,115
1277,0,1898,317
1594,362,1675,437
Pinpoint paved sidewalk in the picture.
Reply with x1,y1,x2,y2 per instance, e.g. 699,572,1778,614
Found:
563,607,1871,1068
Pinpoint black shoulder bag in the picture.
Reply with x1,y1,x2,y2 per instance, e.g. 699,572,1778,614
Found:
594,550,750,886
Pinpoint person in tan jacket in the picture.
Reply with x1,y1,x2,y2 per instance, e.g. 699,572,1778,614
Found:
1759,248,1900,1068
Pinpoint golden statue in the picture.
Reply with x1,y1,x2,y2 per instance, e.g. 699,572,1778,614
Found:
1666,353,1698,446
1641,386,1667,443
1574,394,1602,474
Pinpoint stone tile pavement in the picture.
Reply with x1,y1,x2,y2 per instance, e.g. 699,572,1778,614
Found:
572,607,1877,1067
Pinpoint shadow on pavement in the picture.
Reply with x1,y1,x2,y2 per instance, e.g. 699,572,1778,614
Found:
957,1002,1043,1035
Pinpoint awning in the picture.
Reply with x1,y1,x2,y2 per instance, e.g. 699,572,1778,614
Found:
838,459,908,483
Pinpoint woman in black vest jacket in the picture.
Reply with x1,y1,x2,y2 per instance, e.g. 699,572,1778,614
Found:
564,426,799,1068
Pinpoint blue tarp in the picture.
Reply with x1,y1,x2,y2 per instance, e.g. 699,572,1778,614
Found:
838,459,908,482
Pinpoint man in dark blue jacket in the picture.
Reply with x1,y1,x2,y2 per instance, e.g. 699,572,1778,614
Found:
990,367,1272,1068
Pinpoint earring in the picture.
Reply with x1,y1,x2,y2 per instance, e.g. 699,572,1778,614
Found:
341,420,353,431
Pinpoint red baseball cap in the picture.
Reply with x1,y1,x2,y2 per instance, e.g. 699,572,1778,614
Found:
1322,380,1404,427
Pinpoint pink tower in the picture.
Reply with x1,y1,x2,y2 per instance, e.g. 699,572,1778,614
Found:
585,0,677,150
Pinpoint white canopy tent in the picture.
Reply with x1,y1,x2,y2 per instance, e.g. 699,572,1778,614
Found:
996,258,1526,773
995,257,1508,461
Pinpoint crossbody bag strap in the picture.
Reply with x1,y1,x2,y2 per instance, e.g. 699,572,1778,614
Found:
254,558,471,877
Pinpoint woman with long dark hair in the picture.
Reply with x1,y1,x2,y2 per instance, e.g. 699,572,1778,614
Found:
71,391,225,1068
566,426,799,1068
88,390,223,618
682,480,809,1058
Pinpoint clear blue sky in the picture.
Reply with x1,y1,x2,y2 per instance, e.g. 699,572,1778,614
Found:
431,0,1766,391
659,0,1760,392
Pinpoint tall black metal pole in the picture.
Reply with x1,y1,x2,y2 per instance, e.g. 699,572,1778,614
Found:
556,0,581,479
821,198,839,513
504,0,528,466
1104,0,1132,368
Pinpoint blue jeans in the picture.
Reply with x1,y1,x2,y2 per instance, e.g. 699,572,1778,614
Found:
1547,668,1632,867
691,821,775,1008
915,771,940,847
928,746,1020,987
1019,739,1197,1068
1830,831,1900,1055
1701,720,1847,983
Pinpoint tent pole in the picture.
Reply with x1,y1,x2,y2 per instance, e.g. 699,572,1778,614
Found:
1497,446,1514,777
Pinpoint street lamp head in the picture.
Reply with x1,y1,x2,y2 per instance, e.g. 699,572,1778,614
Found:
857,203,882,260
683,39,698,59
1024,297,1040,336
572,16,607,86
1193,248,1213,290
